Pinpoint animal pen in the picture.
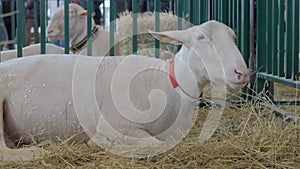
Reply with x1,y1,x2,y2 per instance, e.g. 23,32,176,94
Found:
0,0,298,116
0,0,299,167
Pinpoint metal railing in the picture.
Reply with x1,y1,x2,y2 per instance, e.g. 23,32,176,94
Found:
256,0,299,102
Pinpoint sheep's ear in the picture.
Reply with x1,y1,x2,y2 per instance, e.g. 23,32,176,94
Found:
226,26,237,40
78,8,87,16
148,30,185,45
69,4,87,16
79,10,88,16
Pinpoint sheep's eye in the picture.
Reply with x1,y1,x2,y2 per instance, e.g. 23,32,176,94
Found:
196,35,206,41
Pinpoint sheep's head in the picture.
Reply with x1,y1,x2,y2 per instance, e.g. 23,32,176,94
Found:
46,3,87,42
149,20,249,89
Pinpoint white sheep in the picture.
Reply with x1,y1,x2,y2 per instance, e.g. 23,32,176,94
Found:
46,3,119,56
0,43,64,62
0,21,248,161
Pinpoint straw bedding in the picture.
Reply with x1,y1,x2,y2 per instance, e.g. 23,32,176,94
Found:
117,12,187,59
1,88,299,168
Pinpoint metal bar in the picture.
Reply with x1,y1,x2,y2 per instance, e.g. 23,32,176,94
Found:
147,0,150,12
266,0,272,74
278,0,285,77
212,0,216,20
132,0,138,54
260,102,300,122
64,0,69,54
240,0,249,66
176,0,182,30
189,0,194,24
256,0,267,93
87,0,93,56
216,0,219,20
109,0,116,55
273,100,300,105
102,0,105,28
169,0,173,13
236,0,241,49
218,0,221,21
192,0,201,25
248,0,256,98
125,0,129,10
233,0,237,33
187,0,191,23
10,1,15,45
46,0,48,27
272,0,278,76
199,0,208,24
285,0,294,79
257,73,300,89
207,0,211,20
176,0,183,52
293,0,299,80
240,0,250,98
214,0,217,20
40,0,46,54
154,0,161,58
221,0,228,25
33,0,39,44
21,2,26,46
228,0,232,27
16,0,23,57
0,0,3,51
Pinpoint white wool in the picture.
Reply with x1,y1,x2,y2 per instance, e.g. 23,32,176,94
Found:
0,43,64,62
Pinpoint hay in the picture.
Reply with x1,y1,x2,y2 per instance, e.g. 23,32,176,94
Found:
274,83,300,101
117,12,188,58
1,92,299,168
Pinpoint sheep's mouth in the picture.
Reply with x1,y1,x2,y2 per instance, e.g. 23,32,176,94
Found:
230,82,248,88
47,35,60,41
47,35,56,38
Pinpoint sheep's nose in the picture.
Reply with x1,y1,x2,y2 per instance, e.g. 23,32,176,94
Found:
234,69,248,84
47,29,53,35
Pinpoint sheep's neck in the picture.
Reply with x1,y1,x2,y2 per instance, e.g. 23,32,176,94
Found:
70,22,96,48
174,46,210,95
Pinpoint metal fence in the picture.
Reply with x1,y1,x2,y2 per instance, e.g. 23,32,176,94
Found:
255,0,299,103
0,0,299,104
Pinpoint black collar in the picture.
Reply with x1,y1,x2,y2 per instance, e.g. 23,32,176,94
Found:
70,26,99,52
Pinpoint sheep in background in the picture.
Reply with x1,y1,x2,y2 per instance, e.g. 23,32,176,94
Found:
0,43,64,62
46,3,119,56
0,21,248,161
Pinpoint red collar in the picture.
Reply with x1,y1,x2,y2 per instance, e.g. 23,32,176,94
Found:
169,58,179,89
169,59,231,106
169,59,201,101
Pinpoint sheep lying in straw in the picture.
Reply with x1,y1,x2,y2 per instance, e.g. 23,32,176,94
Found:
0,43,64,62
118,12,188,58
46,3,119,56
0,21,248,161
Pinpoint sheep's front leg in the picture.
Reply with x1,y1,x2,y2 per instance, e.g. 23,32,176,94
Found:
88,127,163,157
123,128,162,146
0,100,45,162
0,147,45,162
90,127,162,147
